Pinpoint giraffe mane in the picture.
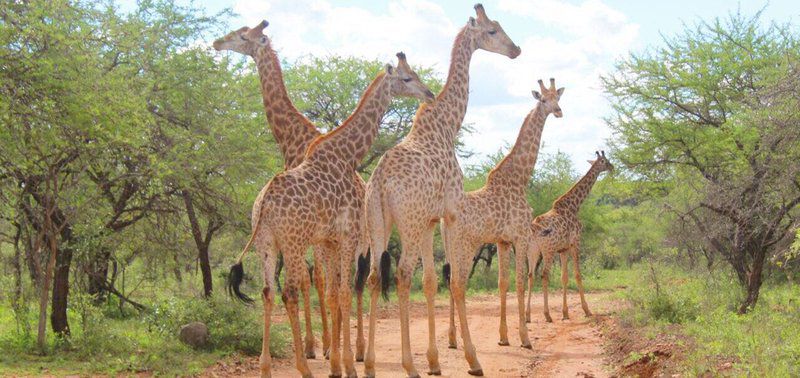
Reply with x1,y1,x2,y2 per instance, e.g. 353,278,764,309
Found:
304,71,388,158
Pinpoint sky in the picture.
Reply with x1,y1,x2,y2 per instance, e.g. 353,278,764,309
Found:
126,0,799,170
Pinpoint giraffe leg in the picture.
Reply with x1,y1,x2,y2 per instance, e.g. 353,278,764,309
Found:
259,246,278,378
571,245,592,317
541,252,554,323
355,280,365,362
420,226,441,375
450,246,484,376
513,240,532,348
526,251,541,324
339,239,357,378
496,243,511,346
441,223,457,349
448,285,457,349
397,246,421,378
364,265,380,378
282,249,313,378
560,252,570,320
326,263,342,378
313,248,331,359
302,265,316,359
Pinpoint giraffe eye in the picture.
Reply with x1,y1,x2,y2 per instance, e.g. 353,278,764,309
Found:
488,30,497,35
402,78,412,83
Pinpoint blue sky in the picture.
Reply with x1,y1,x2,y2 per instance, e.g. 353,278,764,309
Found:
131,0,798,170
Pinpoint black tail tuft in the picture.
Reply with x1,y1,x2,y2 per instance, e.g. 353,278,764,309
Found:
355,249,370,294
379,251,392,301
227,262,254,304
442,263,451,289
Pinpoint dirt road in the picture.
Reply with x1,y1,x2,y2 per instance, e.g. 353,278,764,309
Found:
209,292,613,377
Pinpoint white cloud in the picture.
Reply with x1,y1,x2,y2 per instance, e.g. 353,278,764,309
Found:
226,0,638,169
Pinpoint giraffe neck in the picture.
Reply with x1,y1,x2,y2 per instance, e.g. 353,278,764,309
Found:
553,164,603,213
253,45,320,169
486,103,548,188
305,72,392,169
407,27,475,145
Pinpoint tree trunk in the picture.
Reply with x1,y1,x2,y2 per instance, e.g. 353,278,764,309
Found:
50,244,72,336
738,247,767,314
182,190,214,298
86,249,111,300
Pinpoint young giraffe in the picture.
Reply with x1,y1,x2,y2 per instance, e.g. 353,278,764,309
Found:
445,79,564,349
230,54,433,378
525,151,613,323
364,4,520,377
213,21,370,361
213,20,332,360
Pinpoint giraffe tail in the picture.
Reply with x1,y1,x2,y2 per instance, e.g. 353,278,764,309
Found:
442,262,451,289
379,250,392,300
355,248,370,294
226,204,263,304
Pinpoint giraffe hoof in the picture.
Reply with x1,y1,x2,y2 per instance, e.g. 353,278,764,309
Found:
544,315,553,323
497,341,510,346
562,315,570,320
448,344,457,349
306,350,316,359
329,375,342,378
325,350,331,360
408,374,421,378
521,343,533,349
356,355,364,362
525,318,531,324
427,370,442,376
468,368,484,376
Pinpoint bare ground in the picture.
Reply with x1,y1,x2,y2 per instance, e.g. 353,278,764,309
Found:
207,291,624,377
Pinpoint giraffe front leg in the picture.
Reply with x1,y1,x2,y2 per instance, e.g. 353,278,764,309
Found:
448,287,457,349
282,250,313,378
259,249,278,378
302,266,316,359
421,227,441,375
326,265,342,378
450,254,483,376
496,243,511,346
313,248,331,359
338,240,357,378
571,244,592,317
364,265,380,378
396,253,421,378
355,281,365,362
541,252,554,323
560,252,570,320
513,240,532,348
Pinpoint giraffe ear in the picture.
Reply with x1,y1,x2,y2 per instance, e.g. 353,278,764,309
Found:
385,64,394,75
556,87,565,96
531,90,542,100
587,160,594,164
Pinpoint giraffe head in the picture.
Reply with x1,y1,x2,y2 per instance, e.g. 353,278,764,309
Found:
467,4,521,58
388,52,435,103
212,20,270,56
532,78,565,118
588,151,614,173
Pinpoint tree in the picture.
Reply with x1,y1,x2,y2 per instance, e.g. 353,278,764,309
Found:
283,55,470,174
603,11,800,312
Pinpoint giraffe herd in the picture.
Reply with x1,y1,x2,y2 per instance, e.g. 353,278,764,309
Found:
215,4,612,378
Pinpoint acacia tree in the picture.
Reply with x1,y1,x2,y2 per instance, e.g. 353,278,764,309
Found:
603,12,800,312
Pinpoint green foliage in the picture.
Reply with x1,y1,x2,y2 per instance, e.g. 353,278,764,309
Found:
621,263,800,376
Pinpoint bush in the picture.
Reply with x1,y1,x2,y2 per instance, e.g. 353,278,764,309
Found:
144,295,289,356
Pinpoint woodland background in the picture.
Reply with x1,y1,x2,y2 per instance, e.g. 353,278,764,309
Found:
1,1,799,375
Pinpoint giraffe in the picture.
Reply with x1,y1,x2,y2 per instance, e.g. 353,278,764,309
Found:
364,4,520,377
228,53,433,378
525,151,614,323
213,21,367,361
444,78,564,349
